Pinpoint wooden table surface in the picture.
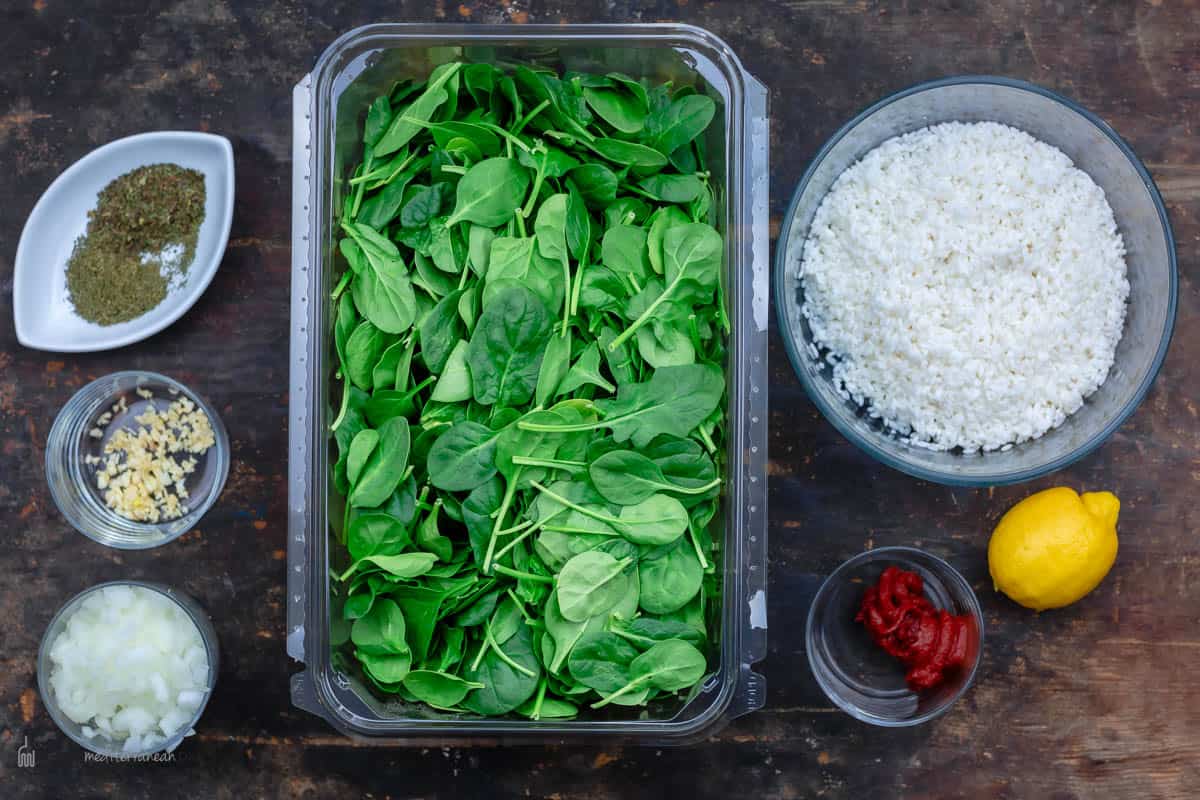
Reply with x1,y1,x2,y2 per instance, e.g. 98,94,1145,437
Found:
1,1,1196,797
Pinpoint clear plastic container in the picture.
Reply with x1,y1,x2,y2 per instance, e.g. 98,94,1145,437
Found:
287,24,769,744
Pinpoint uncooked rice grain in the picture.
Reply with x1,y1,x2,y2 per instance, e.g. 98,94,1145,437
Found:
798,121,1129,452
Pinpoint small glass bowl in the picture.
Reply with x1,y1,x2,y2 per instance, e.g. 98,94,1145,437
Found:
36,581,220,757
806,546,984,727
46,370,230,549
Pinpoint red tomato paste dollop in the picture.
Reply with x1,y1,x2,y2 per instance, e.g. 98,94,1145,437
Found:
855,566,972,691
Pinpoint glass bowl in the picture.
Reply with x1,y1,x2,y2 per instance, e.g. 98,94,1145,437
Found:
46,370,230,549
775,76,1177,486
806,547,983,727
36,581,219,756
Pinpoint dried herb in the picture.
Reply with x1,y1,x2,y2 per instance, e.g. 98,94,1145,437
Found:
66,163,206,326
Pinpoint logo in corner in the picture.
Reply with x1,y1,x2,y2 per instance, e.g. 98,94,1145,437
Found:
17,736,35,768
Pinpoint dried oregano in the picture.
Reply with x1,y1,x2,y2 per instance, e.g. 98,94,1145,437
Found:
66,163,206,325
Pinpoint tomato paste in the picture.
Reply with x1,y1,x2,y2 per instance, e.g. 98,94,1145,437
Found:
855,566,972,691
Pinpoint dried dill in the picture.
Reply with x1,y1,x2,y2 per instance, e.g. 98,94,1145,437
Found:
66,163,206,326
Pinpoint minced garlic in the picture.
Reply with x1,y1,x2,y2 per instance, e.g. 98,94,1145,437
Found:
92,390,216,523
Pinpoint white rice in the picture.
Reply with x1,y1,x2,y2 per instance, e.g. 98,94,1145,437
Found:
798,121,1129,452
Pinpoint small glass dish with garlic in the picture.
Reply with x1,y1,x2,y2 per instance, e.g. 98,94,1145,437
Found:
46,370,229,549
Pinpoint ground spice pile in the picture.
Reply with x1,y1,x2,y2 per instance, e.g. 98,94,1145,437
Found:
65,163,206,326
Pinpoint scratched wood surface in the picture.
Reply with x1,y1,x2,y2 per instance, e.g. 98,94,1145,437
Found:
0,1,1197,797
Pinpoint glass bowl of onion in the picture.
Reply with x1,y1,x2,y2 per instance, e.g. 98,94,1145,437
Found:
36,581,219,757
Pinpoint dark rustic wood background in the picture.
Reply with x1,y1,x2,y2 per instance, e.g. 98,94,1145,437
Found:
1,1,1196,797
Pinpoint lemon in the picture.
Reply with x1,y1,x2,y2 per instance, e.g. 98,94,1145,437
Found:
988,487,1119,611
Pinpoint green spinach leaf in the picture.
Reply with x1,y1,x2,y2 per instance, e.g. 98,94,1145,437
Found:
444,157,531,228
644,94,716,156
427,421,500,491
375,62,464,156
349,416,411,508
556,551,633,622
466,285,552,407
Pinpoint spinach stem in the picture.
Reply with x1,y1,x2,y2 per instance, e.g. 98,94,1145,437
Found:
337,559,364,582
470,637,491,672
530,677,548,720
697,425,717,455
440,164,468,175
561,118,596,143
396,336,414,391
349,173,366,219
608,627,650,648
477,122,533,154
517,418,604,434
718,306,731,334
560,259,573,337
607,273,684,351
687,524,711,571
493,564,555,584
715,273,731,334
506,589,535,623
457,264,471,290
513,99,550,135
665,477,722,496
510,455,587,471
497,518,537,537
514,210,528,238
590,675,650,709
541,523,618,536
329,379,351,432
405,374,436,401
492,528,536,564
351,151,417,186
622,184,659,201
569,260,586,316
687,315,704,352
482,471,520,572
330,270,352,300
485,624,538,677
520,149,549,218
529,481,621,527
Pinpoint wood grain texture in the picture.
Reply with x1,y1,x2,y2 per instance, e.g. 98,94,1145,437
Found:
0,0,1196,797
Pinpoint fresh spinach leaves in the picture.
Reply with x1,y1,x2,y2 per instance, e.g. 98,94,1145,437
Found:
331,59,726,719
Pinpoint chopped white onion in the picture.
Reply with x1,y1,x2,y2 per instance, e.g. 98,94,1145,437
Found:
48,586,210,750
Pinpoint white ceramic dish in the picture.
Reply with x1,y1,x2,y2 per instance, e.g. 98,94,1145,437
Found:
13,131,234,352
